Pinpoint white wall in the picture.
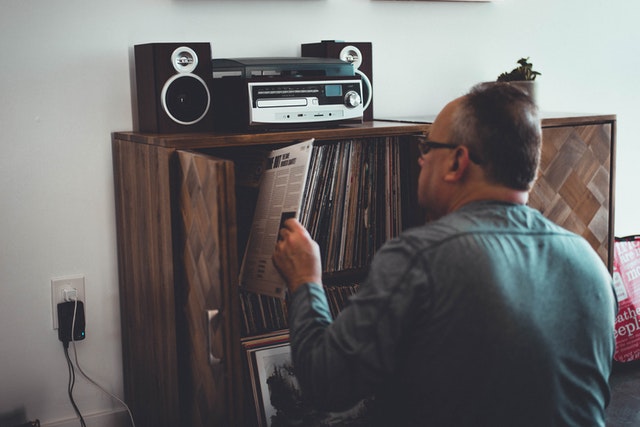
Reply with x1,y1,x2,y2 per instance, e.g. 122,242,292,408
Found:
1,0,638,425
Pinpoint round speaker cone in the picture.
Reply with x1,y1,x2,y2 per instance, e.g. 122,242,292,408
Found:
161,74,210,125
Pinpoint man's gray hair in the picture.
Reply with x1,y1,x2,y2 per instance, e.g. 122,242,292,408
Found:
450,82,542,190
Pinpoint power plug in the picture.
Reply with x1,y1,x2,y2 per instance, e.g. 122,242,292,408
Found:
63,288,78,302
57,301,86,343
51,275,85,329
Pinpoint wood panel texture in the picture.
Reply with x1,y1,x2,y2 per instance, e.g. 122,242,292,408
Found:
112,139,180,427
529,122,615,269
174,151,243,427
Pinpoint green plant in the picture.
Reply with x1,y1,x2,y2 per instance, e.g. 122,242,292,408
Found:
497,57,541,82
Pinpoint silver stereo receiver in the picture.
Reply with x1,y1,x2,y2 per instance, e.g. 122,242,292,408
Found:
211,57,364,130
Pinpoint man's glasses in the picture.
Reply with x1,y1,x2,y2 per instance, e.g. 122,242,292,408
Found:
414,135,483,164
417,139,459,156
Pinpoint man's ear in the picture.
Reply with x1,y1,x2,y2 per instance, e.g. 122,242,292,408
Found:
443,147,471,182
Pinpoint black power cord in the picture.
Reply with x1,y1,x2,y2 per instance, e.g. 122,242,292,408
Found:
63,340,87,427
58,297,137,427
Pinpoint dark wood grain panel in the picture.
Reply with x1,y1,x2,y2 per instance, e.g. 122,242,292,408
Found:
174,151,243,427
112,138,180,427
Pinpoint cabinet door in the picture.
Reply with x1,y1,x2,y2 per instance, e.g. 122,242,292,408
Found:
174,150,244,427
529,123,614,269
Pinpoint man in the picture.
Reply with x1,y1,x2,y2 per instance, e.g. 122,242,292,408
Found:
272,82,617,426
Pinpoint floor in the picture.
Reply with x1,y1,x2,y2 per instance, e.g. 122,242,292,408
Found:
1,364,637,427
605,361,640,426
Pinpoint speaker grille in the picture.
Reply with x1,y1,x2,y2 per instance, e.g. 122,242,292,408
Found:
161,74,211,125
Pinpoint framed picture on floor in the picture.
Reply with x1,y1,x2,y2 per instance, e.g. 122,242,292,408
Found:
242,332,290,427
243,333,375,427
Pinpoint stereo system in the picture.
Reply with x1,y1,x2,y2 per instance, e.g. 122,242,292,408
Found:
210,57,364,131
132,41,373,133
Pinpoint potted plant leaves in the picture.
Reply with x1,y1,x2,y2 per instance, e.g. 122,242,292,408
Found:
497,57,541,105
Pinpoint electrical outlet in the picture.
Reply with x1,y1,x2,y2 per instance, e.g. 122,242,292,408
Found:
51,275,85,329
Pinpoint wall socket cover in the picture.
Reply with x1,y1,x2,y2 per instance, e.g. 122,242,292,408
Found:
51,275,85,329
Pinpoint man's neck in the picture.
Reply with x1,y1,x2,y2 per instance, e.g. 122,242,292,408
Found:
447,184,529,214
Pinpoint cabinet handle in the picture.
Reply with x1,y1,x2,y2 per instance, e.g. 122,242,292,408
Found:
207,309,223,366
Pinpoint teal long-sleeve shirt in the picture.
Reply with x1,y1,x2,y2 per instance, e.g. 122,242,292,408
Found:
288,201,617,427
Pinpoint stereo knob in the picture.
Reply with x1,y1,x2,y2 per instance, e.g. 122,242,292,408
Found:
344,91,361,108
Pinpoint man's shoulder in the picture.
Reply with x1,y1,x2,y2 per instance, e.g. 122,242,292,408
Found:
443,201,569,234
399,201,576,249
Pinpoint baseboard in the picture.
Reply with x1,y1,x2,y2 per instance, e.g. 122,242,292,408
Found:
41,408,130,427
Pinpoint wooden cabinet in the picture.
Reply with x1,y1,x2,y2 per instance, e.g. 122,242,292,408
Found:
111,115,615,427
111,121,429,427
112,141,242,427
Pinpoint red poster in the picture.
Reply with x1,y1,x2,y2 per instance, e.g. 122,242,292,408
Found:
612,236,640,362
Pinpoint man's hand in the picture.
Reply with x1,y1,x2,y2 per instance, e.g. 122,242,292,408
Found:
272,218,323,294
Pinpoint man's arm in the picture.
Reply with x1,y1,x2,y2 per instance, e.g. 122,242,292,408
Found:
273,220,419,410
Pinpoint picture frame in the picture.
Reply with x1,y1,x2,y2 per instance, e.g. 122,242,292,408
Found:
242,331,290,427
253,343,293,426
243,332,375,427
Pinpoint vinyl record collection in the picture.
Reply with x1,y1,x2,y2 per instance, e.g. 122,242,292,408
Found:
239,135,415,337
299,136,412,272
239,283,360,336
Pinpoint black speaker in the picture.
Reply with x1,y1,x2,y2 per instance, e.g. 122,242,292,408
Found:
302,40,374,121
133,42,214,133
